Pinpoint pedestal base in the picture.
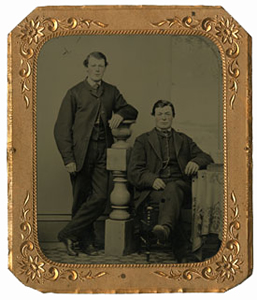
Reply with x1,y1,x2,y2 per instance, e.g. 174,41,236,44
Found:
109,206,130,220
104,219,134,256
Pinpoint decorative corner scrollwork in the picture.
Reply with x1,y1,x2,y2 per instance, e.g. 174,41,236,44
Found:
81,270,108,280
154,191,242,283
154,267,219,282
151,15,241,110
215,191,242,283
18,191,108,284
19,191,46,283
151,16,201,29
43,17,108,31
151,16,217,31
20,191,31,241
44,267,60,281
201,18,216,32
215,17,240,44
43,268,108,283
17,16,108,109
215,17,241,110
19,255,46,283
215,254,242,282
154,270,181,280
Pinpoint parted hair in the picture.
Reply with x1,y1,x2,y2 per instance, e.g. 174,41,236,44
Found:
151,100,175,117
83,51,109,67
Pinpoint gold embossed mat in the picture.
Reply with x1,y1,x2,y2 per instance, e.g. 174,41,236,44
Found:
7,5,252,293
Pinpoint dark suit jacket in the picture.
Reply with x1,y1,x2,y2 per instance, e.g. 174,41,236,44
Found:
54,79,138,172
127,128,213,209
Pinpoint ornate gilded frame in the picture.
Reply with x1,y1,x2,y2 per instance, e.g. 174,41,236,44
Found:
7,5,252,293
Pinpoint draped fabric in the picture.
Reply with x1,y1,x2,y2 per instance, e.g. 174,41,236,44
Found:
191,164,223,252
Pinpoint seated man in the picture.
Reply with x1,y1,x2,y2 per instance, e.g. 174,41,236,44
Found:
128,100,213,246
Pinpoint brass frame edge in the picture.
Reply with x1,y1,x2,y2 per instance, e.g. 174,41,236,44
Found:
246,34,253,277
7,5,252,293
7,31,13,272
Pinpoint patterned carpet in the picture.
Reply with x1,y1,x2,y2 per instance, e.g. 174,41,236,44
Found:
39,233,220,265
40,242,179,265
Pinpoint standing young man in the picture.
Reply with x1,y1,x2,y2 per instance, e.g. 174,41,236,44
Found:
54,52,138,256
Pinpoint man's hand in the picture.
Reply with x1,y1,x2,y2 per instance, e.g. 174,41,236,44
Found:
108,114,124,129
152,178,166,191
65,162,77,175
185,161,199,176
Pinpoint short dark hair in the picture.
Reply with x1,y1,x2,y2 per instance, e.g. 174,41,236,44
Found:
151,100,175,117
83,52,108,67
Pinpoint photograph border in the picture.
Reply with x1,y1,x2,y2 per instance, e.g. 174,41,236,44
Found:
7,5,252,293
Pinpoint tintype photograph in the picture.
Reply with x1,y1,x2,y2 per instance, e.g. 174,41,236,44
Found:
37,34,223,265
7,5,252,293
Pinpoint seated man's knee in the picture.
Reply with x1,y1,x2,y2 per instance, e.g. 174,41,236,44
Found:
165,181,184,196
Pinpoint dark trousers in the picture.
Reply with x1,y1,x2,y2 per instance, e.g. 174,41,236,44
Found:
148,179,191,231
58,140,108,246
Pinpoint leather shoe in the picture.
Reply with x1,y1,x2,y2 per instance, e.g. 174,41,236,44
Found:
152,225,170,243
60,238,78,256
81,244,99,256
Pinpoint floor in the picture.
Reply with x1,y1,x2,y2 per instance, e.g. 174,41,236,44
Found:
39,229,220,265
40,242,179,265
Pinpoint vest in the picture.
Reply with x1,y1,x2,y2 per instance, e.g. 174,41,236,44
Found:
156,129,183,180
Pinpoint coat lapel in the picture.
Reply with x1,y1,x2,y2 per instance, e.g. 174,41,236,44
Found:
148,128,184,162
148,129,162,161
98,84,107,124
173,129,184,159
97,83,104,98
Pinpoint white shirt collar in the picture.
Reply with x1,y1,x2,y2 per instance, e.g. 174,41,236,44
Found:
87,77,102,87
156,127,172,132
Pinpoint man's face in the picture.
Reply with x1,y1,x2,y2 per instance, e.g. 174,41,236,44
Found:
155,105,174,130
87,56,106,82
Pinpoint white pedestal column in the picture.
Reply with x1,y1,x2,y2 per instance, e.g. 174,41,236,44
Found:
104,120,135,256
